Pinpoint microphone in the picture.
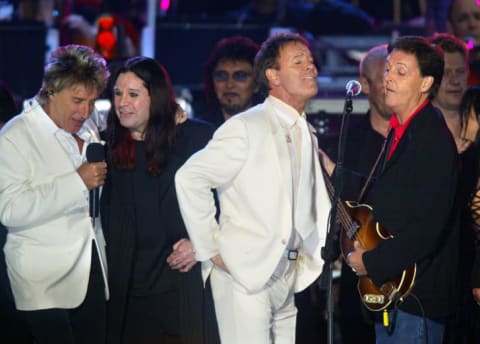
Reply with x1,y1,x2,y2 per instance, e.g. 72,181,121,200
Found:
345,80,362,97
86,142,105,219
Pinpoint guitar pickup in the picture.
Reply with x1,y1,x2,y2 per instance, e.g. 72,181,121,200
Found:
363,294,385,304
347,221,360,238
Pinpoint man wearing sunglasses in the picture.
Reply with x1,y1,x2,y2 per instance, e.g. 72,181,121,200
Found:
200,35,261,127
176,32,330,343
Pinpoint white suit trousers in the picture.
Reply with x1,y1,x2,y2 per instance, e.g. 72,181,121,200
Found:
210,262,297,344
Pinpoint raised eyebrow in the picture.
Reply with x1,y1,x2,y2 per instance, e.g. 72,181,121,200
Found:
392,62,408,69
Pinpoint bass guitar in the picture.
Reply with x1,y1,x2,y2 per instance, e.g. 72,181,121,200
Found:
320,164,416,311
339,201,416,311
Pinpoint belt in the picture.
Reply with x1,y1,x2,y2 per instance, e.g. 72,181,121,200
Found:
284,249,299,261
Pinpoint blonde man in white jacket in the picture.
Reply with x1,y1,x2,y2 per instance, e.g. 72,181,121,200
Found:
0,44,109,344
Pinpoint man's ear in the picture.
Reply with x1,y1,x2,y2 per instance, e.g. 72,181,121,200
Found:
359,75,369,95
266,68,279,87
421,75,434,94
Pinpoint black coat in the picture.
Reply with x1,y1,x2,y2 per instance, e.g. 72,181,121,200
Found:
364,102,459,320
101,119,219,344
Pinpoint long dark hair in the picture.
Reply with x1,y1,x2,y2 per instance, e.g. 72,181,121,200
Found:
106,56,178,175
460,85,480,138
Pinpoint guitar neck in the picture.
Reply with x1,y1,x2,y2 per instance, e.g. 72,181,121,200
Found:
320,163,354,232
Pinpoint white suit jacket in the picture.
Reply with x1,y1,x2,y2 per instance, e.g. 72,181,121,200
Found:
0,98,108,310
175,97,331,293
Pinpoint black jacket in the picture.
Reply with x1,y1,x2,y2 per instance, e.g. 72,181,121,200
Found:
364,102,459,320
101,119,219,344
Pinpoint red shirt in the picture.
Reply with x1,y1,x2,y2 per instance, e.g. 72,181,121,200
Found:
387,99,430,159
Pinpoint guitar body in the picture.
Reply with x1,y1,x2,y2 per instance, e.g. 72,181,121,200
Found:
341,201,416,311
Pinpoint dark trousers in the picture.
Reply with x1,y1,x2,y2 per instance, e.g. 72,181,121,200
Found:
0,225,33,343
338,263,375,344
21,243,106,344
122,290,183,344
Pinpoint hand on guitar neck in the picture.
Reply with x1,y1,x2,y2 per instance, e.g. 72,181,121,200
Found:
346,240,367,276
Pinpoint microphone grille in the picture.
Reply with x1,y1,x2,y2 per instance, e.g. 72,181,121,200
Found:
346,80,362,96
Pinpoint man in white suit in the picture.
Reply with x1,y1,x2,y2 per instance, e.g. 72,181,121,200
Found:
175,32,331,343
0,45,109,343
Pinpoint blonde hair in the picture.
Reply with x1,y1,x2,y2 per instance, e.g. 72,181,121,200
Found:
38,44,109,102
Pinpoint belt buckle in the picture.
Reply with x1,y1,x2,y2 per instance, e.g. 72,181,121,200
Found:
287,249,298,261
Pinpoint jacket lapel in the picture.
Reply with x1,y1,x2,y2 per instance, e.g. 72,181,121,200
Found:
264,102,293,208
23,107,78,175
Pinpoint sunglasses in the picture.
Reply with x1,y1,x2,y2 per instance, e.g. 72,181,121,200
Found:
212,70,252,82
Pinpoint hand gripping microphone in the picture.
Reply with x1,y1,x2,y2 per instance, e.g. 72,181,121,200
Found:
345,80,362,97
86,142,105,218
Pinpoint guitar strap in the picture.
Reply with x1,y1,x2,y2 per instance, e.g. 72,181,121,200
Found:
356,128,394,202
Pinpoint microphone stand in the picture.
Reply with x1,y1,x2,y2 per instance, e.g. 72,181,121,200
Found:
319,91,355,344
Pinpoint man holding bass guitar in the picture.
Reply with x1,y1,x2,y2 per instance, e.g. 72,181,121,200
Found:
320,44,392,344
346,36,459,343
